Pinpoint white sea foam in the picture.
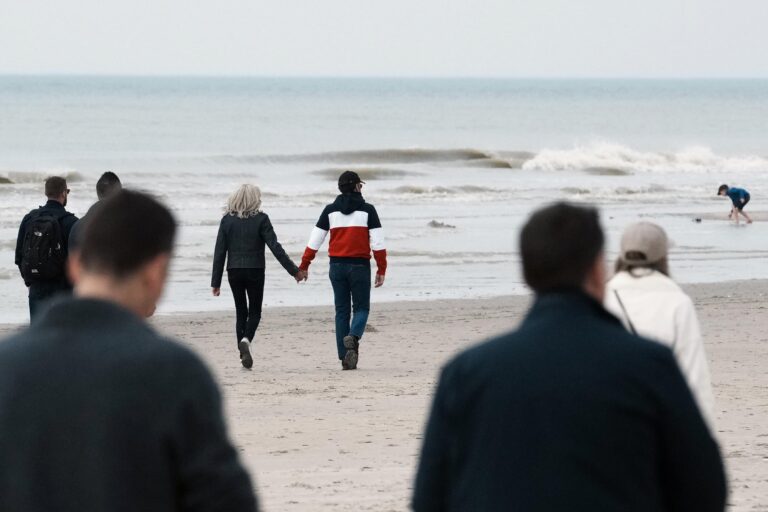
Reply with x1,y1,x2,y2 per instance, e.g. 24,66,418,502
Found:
523,142,768,174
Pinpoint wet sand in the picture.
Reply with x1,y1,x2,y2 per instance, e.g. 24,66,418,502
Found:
1,280,766,510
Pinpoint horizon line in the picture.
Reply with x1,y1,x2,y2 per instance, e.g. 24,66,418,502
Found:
1,73,768,81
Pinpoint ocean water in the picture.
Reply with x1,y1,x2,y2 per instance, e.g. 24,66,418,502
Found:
1,77,767,323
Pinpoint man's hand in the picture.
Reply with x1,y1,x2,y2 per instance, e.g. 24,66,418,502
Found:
295,269,308,283
212,287,220,296
375,274,385,288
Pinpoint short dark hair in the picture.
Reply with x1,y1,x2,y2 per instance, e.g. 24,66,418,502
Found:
79,190,176,278
718,184,728,194
45,176,68,198
338,170,363,194
520,202,604,292
96,172,122,200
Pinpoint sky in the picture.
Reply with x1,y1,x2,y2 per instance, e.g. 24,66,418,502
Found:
1,0,767,77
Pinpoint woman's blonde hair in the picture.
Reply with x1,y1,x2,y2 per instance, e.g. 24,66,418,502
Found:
225,184,262,218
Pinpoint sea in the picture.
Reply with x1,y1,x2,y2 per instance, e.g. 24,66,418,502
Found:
1,77,767,323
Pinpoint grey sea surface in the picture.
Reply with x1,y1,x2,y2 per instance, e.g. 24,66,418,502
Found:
1,76,767,322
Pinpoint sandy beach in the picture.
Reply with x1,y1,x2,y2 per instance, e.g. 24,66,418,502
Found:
1,280,766,511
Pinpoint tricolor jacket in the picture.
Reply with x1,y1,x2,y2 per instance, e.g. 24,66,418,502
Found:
300,192,387,275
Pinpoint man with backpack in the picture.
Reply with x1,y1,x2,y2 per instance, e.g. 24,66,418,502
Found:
15,176,78,321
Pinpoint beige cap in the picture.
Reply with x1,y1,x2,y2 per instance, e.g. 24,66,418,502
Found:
620,222,669,264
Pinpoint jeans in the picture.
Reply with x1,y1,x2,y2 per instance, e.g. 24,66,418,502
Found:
227,268,265,344
329,262,371,360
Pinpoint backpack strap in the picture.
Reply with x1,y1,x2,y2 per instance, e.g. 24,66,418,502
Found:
612,290,638,336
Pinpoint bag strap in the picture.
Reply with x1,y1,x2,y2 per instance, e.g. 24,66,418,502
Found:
613,290,637,336
28,207,71,225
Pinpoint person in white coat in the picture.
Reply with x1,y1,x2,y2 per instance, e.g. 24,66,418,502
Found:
605,221,716,431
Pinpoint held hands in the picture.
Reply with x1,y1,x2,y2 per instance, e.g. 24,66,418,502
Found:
375,274,385,288
295,269,308,283
212,287,220,297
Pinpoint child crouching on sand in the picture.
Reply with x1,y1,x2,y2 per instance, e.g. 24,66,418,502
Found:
718,184,753,224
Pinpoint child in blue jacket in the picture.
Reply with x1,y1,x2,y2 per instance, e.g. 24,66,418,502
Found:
718,184,753,224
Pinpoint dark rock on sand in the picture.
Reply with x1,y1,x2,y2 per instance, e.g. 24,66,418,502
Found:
428,220,456,229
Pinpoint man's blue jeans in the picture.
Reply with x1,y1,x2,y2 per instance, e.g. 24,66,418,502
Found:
329,262,371,360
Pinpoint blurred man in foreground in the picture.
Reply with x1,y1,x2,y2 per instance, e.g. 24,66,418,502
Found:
413,202,726,512
0,190,258,512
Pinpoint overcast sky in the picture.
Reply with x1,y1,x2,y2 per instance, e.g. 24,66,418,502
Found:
1,0,767,77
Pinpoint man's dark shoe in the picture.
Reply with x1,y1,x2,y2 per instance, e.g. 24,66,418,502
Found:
238,339,253,369
342,335,359,370
341,359,350,370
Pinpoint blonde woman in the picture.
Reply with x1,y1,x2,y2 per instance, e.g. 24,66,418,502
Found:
211,184,305,369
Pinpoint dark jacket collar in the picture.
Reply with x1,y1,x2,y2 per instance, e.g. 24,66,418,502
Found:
36,297,152,333
524,288,623,328
43,199,65,210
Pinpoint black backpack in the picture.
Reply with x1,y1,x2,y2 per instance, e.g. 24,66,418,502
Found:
20,209,69,283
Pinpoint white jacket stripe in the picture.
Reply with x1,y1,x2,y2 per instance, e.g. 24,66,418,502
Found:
307,227,328,251
328,210,369,229
369,227,386,251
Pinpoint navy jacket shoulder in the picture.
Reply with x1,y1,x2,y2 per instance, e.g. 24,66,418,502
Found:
0,298,258,512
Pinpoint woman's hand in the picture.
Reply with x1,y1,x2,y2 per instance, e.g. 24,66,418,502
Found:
295,269,308,283
212,287,220,296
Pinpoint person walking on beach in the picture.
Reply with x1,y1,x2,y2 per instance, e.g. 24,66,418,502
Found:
68,171,122,252
0,190,258,512
605,221,716,431
211,184,305,369
15,176,78,321
412,202,726,512
718,184,752,224
299,171,387,370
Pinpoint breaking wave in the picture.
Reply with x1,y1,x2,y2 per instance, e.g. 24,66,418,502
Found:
208,148,493,165
390,185,499,195
203,144,768,174
312,167,418,180
3,144,766,185
523,143,768,174
0,170,85,185
562,184,672,197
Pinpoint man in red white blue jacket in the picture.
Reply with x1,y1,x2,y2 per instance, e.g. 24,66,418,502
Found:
300,171,387,370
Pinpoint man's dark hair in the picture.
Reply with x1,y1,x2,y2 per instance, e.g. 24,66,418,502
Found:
45,176,68,198
96,172,122,200
338,170,363,194
79,190,176,278
520,202,604,293
717,184,728,194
